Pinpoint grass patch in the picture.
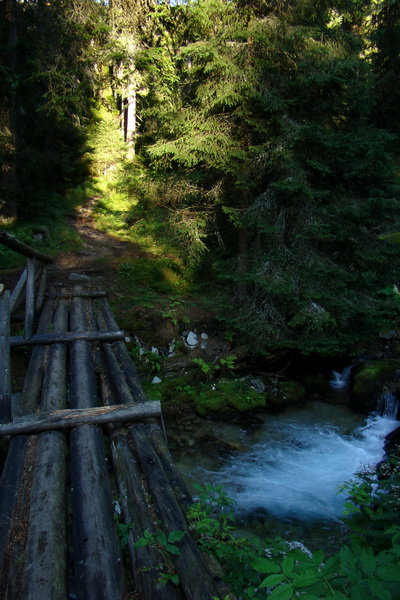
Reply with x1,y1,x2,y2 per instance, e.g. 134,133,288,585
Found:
0,187,86,270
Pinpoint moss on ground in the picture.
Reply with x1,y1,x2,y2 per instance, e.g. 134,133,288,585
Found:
144,377,266,416
352,359,400,397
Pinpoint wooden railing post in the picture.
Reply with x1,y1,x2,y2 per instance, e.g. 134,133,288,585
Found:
25,257,36,340
0,290,12,423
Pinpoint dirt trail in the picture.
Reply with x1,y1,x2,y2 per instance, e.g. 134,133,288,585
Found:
48,198,151,290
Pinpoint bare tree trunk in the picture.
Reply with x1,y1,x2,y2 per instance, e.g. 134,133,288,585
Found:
125,84,136,158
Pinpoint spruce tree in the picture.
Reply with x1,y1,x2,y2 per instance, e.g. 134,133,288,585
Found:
135,0,400,355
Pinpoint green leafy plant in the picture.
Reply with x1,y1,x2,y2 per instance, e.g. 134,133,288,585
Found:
192,356,237,380
134,529,186,586
188,468,400,600
192,357,217,378
140,350,163,374
175,384,194,395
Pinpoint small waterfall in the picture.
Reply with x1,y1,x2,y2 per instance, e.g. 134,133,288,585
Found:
330,365,354,391
377,389,400,419
211,401,399,523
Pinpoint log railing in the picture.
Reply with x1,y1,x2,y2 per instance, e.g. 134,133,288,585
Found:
0,230,53,422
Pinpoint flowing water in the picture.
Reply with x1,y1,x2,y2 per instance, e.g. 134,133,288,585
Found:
172,390,399,553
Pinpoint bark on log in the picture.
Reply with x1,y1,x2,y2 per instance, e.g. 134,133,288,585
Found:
10,268,27,312
69,294,98,410
70,425,125,600
10,329,125,347
146,424,193,513
110,430,184,600
69,294,125,600
0,436,29,575
46,291,107,299
0,291,12,422
22,431,67,600
24,257,36,339
96,299,147,403
0,231,53,263
40,298,69,412
129,424,220,600
35,263,48,312
19,298,55,415
0,402,161,437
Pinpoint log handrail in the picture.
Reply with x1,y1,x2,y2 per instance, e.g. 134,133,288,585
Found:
0,230,54,421
0,230,53,263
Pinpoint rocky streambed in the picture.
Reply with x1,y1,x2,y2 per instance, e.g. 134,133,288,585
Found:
136,330,400,553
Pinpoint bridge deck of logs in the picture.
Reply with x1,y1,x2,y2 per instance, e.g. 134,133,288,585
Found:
0,231,223,600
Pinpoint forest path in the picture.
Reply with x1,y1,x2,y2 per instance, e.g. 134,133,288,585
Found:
48,196,154,289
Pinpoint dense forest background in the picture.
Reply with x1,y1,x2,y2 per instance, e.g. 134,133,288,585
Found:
1,0,400,357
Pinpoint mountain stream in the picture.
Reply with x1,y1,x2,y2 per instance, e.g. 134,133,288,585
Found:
171,375,399,553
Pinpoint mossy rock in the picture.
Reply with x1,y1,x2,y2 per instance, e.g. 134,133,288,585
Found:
352,359,400,398
143,374,196,407
268,380,306,408
301,375,331,395
195,379,266,416
227,391,266,412
196,393,229,417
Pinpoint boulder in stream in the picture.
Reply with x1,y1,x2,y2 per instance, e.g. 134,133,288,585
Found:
351,359,400,411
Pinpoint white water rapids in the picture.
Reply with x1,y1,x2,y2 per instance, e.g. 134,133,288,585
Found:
211,402,398,522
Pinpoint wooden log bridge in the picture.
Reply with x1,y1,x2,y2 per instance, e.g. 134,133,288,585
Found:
0,231,223,600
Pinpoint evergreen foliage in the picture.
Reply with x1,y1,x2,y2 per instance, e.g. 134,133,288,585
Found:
134,0,400,355
1,0,400,356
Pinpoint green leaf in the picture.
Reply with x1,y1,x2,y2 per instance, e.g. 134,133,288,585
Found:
359,547,376,575
350,582,367,600
259,573,286,588
282,555,294,575
251,558,281,574
156,530,167,546
134,537,150,549
376,565,400,583
312,550,324,565
268,583,294,600
340,545,357,574
324,555,340,576
166,544,180,555
367,578,391,600
293,569,323,588
170,574,180,586
168,530,186,543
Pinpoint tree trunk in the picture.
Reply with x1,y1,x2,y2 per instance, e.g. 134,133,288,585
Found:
237,189,249,303
1,0,18,218
125,84,136,158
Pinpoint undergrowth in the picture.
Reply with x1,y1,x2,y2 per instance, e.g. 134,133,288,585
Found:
188,451,400,600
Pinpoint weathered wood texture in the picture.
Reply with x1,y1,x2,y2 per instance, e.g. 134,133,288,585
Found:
24,258,36,339
22,296,69,600
0,291,12,423
10,329,125,347
69,291,125,600
0,402,161,437
0,285,222,600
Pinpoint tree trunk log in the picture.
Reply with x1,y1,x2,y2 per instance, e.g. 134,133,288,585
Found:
0,231,53,263
24,257,36,340
110,429,184,600
10,329,125,347
10,268,27,312
128,424,220,600
0,291,12,423
69,293,125,600
0,402,161,437
22,432,67,600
